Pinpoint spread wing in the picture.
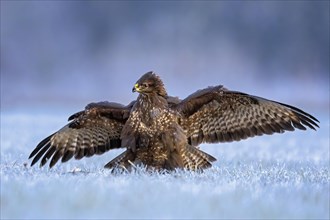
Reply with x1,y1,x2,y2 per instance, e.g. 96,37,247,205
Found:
29,101,133,168
175,86,319,146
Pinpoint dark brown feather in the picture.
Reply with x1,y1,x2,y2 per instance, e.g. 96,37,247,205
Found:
177,89,319,146
41,146,56,166
31,142,51,167
29,102,129,168
50,149,65,168
29,134,53,159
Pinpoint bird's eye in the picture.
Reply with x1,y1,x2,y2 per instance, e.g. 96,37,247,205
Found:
142,83,148,88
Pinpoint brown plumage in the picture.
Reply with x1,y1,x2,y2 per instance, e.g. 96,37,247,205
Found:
29,71,319,171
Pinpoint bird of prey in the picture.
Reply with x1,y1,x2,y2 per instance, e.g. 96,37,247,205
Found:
29,71,319,171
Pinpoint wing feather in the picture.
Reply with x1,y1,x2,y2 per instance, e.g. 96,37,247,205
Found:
31,141,51,167
29,102,132,168
41,146,56,166
176,87,319,146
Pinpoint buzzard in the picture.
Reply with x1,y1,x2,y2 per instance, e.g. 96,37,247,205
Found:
29,71,319,171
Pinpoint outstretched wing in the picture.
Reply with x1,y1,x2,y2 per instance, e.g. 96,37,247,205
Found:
175,86,319,146
29,101,133,168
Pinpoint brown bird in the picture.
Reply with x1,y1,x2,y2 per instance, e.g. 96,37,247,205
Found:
29,71,319,171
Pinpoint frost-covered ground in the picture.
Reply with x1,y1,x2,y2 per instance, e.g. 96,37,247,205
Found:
1,111,329,219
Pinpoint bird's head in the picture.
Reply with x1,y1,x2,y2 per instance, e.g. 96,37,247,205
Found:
133,71,167,97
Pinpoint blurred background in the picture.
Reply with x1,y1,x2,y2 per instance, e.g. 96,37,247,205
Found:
1,1,329,113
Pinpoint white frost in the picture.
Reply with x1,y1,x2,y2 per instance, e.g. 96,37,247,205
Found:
1,112,329,219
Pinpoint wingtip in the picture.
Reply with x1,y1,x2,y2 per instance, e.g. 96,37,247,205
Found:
28,147,40,159
30,158,38,167
308,114,320,124
28,153,34,160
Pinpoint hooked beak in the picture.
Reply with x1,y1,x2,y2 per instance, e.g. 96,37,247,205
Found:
132,83,139,93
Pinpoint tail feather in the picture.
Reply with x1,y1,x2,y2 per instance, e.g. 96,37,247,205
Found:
181,146,216,170
104,150,134,170
104,146,217,171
